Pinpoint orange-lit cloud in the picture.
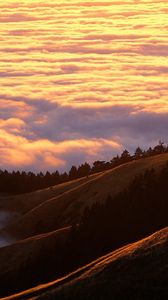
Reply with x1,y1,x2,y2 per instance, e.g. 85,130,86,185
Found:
0,129,121,171
0,0,167,171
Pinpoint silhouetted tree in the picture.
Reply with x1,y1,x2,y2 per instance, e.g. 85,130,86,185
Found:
92,161,106,173
134,147,143,159
69,166,78,180
153,140,166,154
77,163,91,177
0,141,168,195
110,155,120,167
120,149,131,163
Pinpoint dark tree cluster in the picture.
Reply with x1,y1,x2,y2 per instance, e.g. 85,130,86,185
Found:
0,170,68,195
79,165,168,253
0,141,167,195
1,161,168,297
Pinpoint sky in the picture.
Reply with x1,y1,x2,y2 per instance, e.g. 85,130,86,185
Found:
0,0,168,172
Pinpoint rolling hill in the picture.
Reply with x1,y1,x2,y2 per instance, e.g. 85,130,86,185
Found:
0,227,70,281
0,173,100,216
3,153,168,240
0,153,168,298
0,173,99,243
38,227,168,300
2,227,168,300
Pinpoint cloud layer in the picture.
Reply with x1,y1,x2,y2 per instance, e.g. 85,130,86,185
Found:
0,0,168,171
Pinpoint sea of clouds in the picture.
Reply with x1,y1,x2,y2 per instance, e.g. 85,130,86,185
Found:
0,0,167,172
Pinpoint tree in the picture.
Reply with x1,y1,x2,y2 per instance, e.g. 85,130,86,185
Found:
92,161,106,173
120,149,131,163
153,140,166,154
69,166,78,180
77,163,91,177
60,172,68,182
52,170,60,184
110,155,120,167
145,147,153,157
134,147,143,159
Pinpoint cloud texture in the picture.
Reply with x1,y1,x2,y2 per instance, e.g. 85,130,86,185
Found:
0,0,168,171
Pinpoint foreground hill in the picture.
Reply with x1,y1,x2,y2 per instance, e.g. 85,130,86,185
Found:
3,227,168,300
0,226,71,297
4,153,168,240
39,227,168,300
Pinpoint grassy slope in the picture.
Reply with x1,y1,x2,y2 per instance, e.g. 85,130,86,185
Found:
0,226,70,285
2,227,168,300
4,153,168,240
40,227,168,300
0,174,99,232
0,174,99,215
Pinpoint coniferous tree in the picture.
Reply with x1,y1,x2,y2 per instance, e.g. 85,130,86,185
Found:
69,166,78,180
120,149,131,163
153,140,166,154
134,147,143,159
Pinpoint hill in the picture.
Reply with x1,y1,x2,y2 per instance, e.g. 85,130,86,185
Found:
0,174,99,244
2,227,168,300
3,153,168,240
0,173,99,216
39,227,168,300
0,226,71,297
0,153,168,297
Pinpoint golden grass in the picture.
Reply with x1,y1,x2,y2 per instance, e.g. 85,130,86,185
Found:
3,153,168,240
2,227,168,300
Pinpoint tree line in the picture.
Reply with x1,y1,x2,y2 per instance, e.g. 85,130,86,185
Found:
0,141,167,195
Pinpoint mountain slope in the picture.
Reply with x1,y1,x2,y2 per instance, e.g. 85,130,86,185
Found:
0,173,99,216
40,227,168,300
0,173,99,241
0,226,70,277
0,226,71,298
2,227,168,300
0,153,168,298
4,153,168,240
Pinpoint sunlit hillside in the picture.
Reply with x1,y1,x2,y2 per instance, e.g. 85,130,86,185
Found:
3,153,168,240
0,153,168,298
2,227,168,300
0,0,168,298
37,227,168,300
